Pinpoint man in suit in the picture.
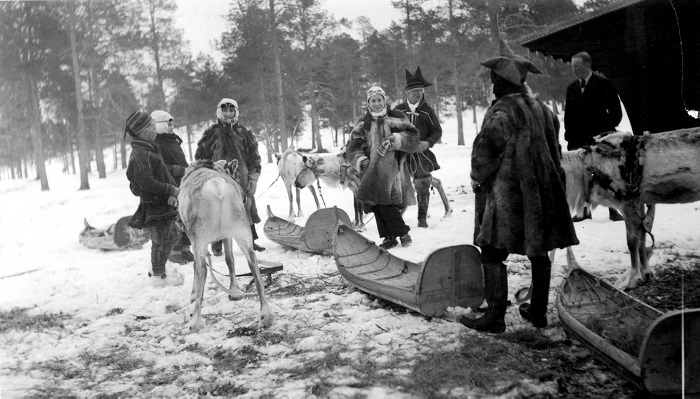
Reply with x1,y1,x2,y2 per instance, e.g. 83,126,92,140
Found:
564,51,624,221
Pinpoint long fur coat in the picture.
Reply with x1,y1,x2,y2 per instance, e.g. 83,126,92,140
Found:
345,108,420,209
471,93,579,257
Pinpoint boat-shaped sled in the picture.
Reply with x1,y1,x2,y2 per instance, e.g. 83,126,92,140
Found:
333,224,484,317
557,266,699,397
79,216,150,251
263,206,352,255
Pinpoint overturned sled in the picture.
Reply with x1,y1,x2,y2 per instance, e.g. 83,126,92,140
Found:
79,216,150,251
333,225,484,317
263,206,352,256
557,266,700,397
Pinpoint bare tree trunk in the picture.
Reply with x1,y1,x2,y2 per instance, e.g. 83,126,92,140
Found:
181,103,193,162
489,0,501,52
453,61,464,146
120,139,127,169
311,94,323,151
113,139,118,170
68,10,90,190
269,0,287,151
148,0,166,109
27,76,49,190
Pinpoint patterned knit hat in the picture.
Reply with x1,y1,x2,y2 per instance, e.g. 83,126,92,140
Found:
124,110,152,139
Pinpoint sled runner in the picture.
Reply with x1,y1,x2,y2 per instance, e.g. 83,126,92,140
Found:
263,205,352,255
333,224,484,317
79,216,150,251
557,266,700,396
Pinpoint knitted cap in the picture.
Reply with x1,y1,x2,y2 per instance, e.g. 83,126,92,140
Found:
366,86,386,102
124,110,152,139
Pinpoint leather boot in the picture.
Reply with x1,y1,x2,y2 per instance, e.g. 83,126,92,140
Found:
519,256,551,328
460,262,508,333
414,177,431,228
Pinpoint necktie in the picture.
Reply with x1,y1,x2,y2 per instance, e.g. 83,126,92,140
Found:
580,79,586,91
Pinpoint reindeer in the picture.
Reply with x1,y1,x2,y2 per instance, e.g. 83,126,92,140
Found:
561,128,700,289
178,159,274,332
276,148,366,230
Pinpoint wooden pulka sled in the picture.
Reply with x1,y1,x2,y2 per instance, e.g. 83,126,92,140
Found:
332,213,484,317
79,216,150,251
557,264,699,397
263,205,353,256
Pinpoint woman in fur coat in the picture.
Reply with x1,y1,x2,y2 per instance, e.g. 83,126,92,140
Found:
345,86,420,249
462,42,579,333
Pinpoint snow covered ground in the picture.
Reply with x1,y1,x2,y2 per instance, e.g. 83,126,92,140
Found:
0,105,698,398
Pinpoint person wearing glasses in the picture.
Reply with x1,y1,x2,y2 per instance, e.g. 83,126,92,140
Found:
151,110,193,264
345,86,420,249
196,98,264,254
394,67,443,228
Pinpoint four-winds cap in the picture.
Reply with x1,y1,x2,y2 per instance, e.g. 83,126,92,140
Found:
124,110,152,139
481,39,543,86
405,66,433,91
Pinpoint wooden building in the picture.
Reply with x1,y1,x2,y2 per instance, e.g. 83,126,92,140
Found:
519,0,700,134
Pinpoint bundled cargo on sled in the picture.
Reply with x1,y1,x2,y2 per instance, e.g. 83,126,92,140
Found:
79,216,150,251
333,224,484,317
557,266,700,396
263,206,351,256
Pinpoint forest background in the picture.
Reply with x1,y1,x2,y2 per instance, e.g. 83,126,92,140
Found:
0,0,613,191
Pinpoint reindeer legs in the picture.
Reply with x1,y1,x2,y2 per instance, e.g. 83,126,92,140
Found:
188,240,209,332
236,241,274,328
223,237,251,300
431,177,453,218
617,200,651,290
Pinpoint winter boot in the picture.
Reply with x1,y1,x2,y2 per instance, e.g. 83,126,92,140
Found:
414,177,431,228
151,268,184,288
399,233,412,247
253,242,265,252
460,262,508,333
519,256,551,328
379,237,398,249
211,240,223,257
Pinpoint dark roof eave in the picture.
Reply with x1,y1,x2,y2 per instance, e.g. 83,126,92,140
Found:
517,0,646,47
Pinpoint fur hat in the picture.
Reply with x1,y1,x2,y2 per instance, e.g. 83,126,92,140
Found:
405,66,433,91
216,98,239,123
151,110,173,134
481,39,543,86
366,86,386,102
124,110,152,139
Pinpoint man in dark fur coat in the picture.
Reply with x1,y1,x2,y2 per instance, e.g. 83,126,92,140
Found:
345,86,420,249
565,51,624,222
152,110,193,264
394,67,442,228
462,42,579,333
196,98,264,253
